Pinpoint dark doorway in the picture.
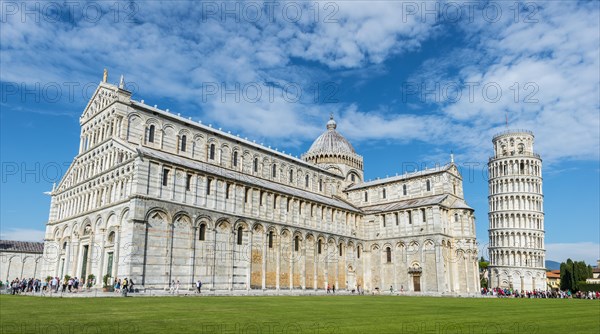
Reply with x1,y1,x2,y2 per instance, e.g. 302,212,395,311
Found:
413,275,421,292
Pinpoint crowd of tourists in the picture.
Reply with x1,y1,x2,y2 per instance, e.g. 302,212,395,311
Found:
1,276,92,295
481,287,600,299
112,277,135,294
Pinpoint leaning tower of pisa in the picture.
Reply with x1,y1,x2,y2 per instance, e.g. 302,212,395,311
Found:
488,130,546,291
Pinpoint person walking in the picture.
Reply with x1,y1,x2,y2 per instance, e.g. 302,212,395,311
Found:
196,280,202,294
122,278,128,297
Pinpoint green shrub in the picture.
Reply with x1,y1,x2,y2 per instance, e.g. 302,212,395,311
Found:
577,282,600,292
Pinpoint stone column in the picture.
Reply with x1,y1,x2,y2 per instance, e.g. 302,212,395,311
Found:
211,227,217,290
97,228,106,287
334,245,339,292
113,227,121,279
246,228,253,291
464,252,469,293
261,232,267,290
313,242,317,291
69,239,79,277
301,238,306,290
230,229,235,291
289,240,293,290
190,226,198,289
275,232,280,291
435,242,445,292
323,242,328,291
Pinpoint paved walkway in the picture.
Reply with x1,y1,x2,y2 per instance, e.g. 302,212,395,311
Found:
1,288,483,298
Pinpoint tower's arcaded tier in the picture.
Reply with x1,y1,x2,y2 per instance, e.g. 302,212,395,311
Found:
487,130,546,291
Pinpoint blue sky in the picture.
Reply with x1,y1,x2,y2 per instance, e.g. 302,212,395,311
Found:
1,1,599,264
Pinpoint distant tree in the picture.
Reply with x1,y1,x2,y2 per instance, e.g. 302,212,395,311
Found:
479,256,489,272
560,259,593,292
479,256,489,288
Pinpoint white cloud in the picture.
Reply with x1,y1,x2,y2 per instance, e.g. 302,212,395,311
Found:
0,1,598,164
418,1,600,164
0,228,45,242
546,243,600,265
0,1,440,142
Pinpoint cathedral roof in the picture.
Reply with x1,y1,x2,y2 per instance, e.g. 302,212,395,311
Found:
361,194,449,213
305,116,356,156
0,240,44,253
360,194,473,214
345,163,454,191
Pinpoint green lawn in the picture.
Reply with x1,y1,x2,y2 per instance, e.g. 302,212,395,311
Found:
1,295,598,333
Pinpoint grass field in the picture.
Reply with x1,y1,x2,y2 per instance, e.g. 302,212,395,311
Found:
1,295,598,333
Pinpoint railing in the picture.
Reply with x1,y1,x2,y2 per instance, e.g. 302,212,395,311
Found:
492,129,534,139
489,152,541,161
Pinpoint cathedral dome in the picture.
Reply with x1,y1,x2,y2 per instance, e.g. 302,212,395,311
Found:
306,116,356,155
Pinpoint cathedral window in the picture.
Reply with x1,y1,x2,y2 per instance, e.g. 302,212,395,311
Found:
244,188,250,203
206,178,212,195
382,188,386,199
294,236,299,252
318,239,322,254
421,208,426,222
351,174,355,182
403,184,407,196
185,174,192,191
357,246,361,259
237,226,243,245
319,179,323,191
253,158,258,173
225,183,230,199
382,215,386,227
147,125,155,143
408,211,412,224
395,212,399,226
289,170,293,183
162,168,170,186
386,247,392,263
518,143,524,154
339,243,343,256
180,135,187,152
454,213,459,222
209,144,215,160
364,191,368,202
199,224,206,241
272,164,277,178
268,231,274,248
107,231,115,243
426,180,431,191
232,151,238,167
305,175,309,188
273,195,278,209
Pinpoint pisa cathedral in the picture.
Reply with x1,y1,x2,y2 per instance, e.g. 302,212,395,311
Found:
40,74,480,294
